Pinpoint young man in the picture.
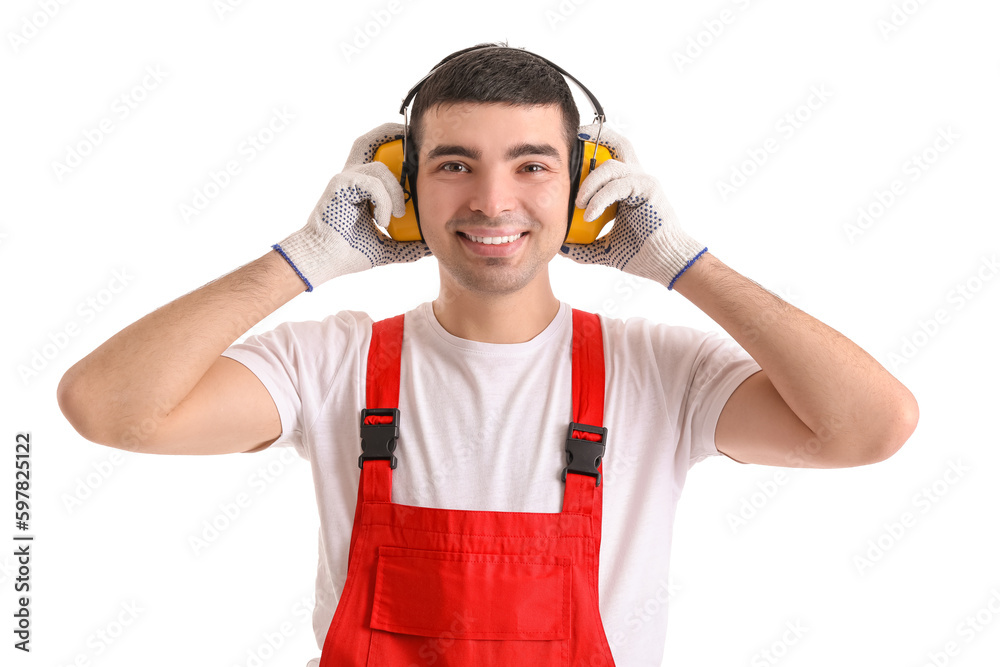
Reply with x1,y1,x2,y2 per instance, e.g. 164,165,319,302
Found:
58,46,917,666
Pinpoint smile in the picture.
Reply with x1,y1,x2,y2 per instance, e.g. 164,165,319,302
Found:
458,232,527,245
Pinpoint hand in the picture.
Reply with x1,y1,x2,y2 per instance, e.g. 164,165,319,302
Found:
273,123,432,292
559,124,706,289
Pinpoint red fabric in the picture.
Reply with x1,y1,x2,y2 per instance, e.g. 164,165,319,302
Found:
370,547,571,640
321,309,615,666
346,315,403,566
366,314,404,409
363,415,395,425
572,308,605,428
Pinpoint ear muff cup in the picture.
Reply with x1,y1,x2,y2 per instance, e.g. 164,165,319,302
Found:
401,136,421,239
563,139,618,245
369,137,421,243
566,137,585,243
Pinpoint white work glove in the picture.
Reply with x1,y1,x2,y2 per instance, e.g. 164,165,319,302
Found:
559,124,707,289
273,123,431,292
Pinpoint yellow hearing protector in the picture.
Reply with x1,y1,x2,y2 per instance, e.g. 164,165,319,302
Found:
373,46,618,244
373,137,616,243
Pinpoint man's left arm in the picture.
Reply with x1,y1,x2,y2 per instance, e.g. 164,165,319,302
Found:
670,252,918,468
562,123,918,469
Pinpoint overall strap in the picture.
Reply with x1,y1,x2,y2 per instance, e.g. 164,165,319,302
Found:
346,314,403,566
358,314,405,506
562,309,607,522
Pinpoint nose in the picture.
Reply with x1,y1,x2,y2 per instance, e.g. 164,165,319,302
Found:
467,167,517,219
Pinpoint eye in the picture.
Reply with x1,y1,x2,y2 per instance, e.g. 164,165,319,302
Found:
522,163,547,173
440,162,469,173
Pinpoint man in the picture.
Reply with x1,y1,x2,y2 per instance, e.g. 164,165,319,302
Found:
58,45,918,666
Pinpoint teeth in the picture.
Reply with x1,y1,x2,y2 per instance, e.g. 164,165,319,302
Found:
464,233,523,245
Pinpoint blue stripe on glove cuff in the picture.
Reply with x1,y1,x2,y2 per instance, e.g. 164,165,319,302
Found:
272,243,314,293
667,247,708,291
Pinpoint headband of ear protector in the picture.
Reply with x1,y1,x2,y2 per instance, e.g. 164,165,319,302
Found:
372,45,618,245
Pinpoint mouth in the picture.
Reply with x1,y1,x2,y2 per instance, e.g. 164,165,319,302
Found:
456,230,529,257
457,231,528,245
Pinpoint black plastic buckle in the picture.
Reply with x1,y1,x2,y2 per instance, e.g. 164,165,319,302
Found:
358,408,399,469
561,421,607,487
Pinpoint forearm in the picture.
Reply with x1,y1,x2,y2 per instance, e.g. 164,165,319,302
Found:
670,252,918,459
57,250,305,444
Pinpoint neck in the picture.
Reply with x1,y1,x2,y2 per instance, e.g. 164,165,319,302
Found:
432,274,561,344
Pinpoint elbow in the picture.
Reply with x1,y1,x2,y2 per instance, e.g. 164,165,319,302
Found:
59,369,180,454
821,386,919,468
57,366,106,446
57,366,128,450
863,386,920,465
57,366,92,439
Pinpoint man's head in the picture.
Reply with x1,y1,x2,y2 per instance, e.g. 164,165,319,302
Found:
408,43,581,160
405,45,582,300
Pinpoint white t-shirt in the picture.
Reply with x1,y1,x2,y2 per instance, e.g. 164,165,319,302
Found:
222,300,761,667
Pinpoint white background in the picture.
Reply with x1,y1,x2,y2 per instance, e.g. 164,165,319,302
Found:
2,0,999,665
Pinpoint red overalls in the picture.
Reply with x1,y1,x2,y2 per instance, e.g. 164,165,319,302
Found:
319,309,616,666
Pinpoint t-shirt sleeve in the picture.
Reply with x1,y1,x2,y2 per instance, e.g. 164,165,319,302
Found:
682,330,761,466
220,311,371,460
646,322,762,468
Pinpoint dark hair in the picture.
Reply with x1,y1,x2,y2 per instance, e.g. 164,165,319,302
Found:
409,42,581,157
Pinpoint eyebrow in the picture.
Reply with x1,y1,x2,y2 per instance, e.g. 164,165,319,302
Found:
507,142,561,163
424,142,562,164
426,144,480,161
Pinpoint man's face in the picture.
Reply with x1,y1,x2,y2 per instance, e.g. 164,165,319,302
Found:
415,102,572,297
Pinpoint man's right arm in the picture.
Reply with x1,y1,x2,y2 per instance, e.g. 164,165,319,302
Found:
58,123,430,456
57,250,306,455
